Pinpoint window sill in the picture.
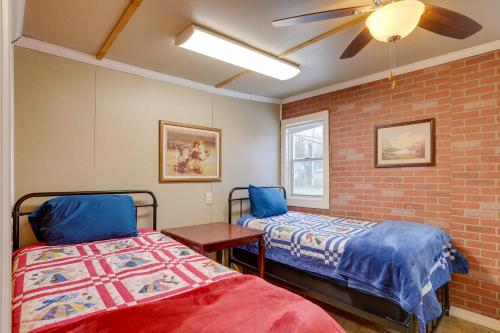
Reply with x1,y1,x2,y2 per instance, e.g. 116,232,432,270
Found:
287,196,329,210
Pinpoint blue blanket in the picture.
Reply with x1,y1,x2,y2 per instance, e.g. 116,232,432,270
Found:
336,220,468,333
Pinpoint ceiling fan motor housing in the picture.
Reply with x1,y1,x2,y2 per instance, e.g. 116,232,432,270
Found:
387,35,401,43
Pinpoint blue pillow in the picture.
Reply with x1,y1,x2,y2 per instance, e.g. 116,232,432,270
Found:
249,185,288,218
28,195,138,245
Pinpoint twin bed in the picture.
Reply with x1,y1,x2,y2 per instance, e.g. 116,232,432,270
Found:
12,187,466,333
12,190,343,333
228,186,467,333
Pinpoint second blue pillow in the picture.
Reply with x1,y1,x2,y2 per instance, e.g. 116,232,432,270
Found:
249,185,288,218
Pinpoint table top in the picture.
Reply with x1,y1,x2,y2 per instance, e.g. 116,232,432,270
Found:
161,222,265,246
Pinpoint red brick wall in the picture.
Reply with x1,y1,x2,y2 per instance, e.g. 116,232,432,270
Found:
282,50,500,319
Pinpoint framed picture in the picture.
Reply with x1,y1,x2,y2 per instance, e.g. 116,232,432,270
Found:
159,121,221,182
374,118,435,168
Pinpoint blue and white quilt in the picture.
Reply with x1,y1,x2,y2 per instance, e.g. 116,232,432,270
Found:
237,212,468,333
238,212,377,282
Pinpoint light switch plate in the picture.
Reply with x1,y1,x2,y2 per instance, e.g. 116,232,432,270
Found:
205,192,212,205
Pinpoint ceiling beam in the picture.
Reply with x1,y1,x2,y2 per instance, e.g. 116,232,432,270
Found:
214,70,251,89
96,0,143,60
215,14,369,89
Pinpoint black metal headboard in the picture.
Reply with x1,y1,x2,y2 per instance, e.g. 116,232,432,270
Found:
228,186,286,224
12,190,158,251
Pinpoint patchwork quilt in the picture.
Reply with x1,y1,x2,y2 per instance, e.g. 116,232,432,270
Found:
237,211,377,280
12,231,238,333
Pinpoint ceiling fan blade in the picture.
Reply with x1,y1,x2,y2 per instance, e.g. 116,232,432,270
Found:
340,27,373,59
273,6,372,27
418,4,482,39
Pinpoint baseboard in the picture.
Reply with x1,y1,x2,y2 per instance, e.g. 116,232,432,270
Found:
450,306,500,331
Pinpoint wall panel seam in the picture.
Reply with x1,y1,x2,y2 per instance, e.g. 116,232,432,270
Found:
93,66,97,190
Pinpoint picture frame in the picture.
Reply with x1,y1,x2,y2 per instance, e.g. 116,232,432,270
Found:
374,118,435,168
159,120,222,182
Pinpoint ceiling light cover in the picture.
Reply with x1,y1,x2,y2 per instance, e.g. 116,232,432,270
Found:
366,0,425,42
176,25,300,80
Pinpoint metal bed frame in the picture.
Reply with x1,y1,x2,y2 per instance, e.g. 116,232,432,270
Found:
12,190,158,251
228,186,450,333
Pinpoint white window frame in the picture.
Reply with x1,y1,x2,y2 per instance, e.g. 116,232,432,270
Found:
281,110,329,209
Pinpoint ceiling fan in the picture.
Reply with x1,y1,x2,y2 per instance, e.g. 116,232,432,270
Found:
273,0,482,60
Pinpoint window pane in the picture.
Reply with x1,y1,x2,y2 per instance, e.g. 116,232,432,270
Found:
292,123,323,159
292,160,323,196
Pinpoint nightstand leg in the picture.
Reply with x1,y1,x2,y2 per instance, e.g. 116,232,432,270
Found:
216,250,222,263
200,245,207,257
258,236,265,278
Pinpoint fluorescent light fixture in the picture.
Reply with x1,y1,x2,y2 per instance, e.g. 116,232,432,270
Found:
176,25,300,80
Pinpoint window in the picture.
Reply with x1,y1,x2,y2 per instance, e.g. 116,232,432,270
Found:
281,111,329,209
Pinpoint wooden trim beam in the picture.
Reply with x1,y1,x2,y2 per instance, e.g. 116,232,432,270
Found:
215,70,250,89
215,14,369,88
96,0,143,60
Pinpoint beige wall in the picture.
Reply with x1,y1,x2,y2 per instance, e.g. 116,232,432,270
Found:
14,47,280,246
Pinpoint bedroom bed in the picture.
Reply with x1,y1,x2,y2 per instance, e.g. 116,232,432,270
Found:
12,190,344,333
228,186,467,333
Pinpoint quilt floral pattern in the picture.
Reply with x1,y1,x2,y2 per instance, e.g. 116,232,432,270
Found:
12,231,238,333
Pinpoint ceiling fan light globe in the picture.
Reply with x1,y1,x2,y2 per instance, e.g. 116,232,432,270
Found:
366,0,425,42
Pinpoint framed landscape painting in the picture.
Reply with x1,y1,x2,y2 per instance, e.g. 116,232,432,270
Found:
374,118,435,168
159,121,221,182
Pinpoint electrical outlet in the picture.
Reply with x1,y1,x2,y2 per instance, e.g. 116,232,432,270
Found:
205,192,212,205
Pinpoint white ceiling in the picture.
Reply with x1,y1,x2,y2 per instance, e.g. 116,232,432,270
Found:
23,0,500,100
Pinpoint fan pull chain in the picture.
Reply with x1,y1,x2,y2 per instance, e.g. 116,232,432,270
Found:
388,39,396,89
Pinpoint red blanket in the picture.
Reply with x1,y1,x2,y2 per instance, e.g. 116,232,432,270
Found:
43,275,344,333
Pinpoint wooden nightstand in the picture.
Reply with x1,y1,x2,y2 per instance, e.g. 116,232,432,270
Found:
162,222,266,278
